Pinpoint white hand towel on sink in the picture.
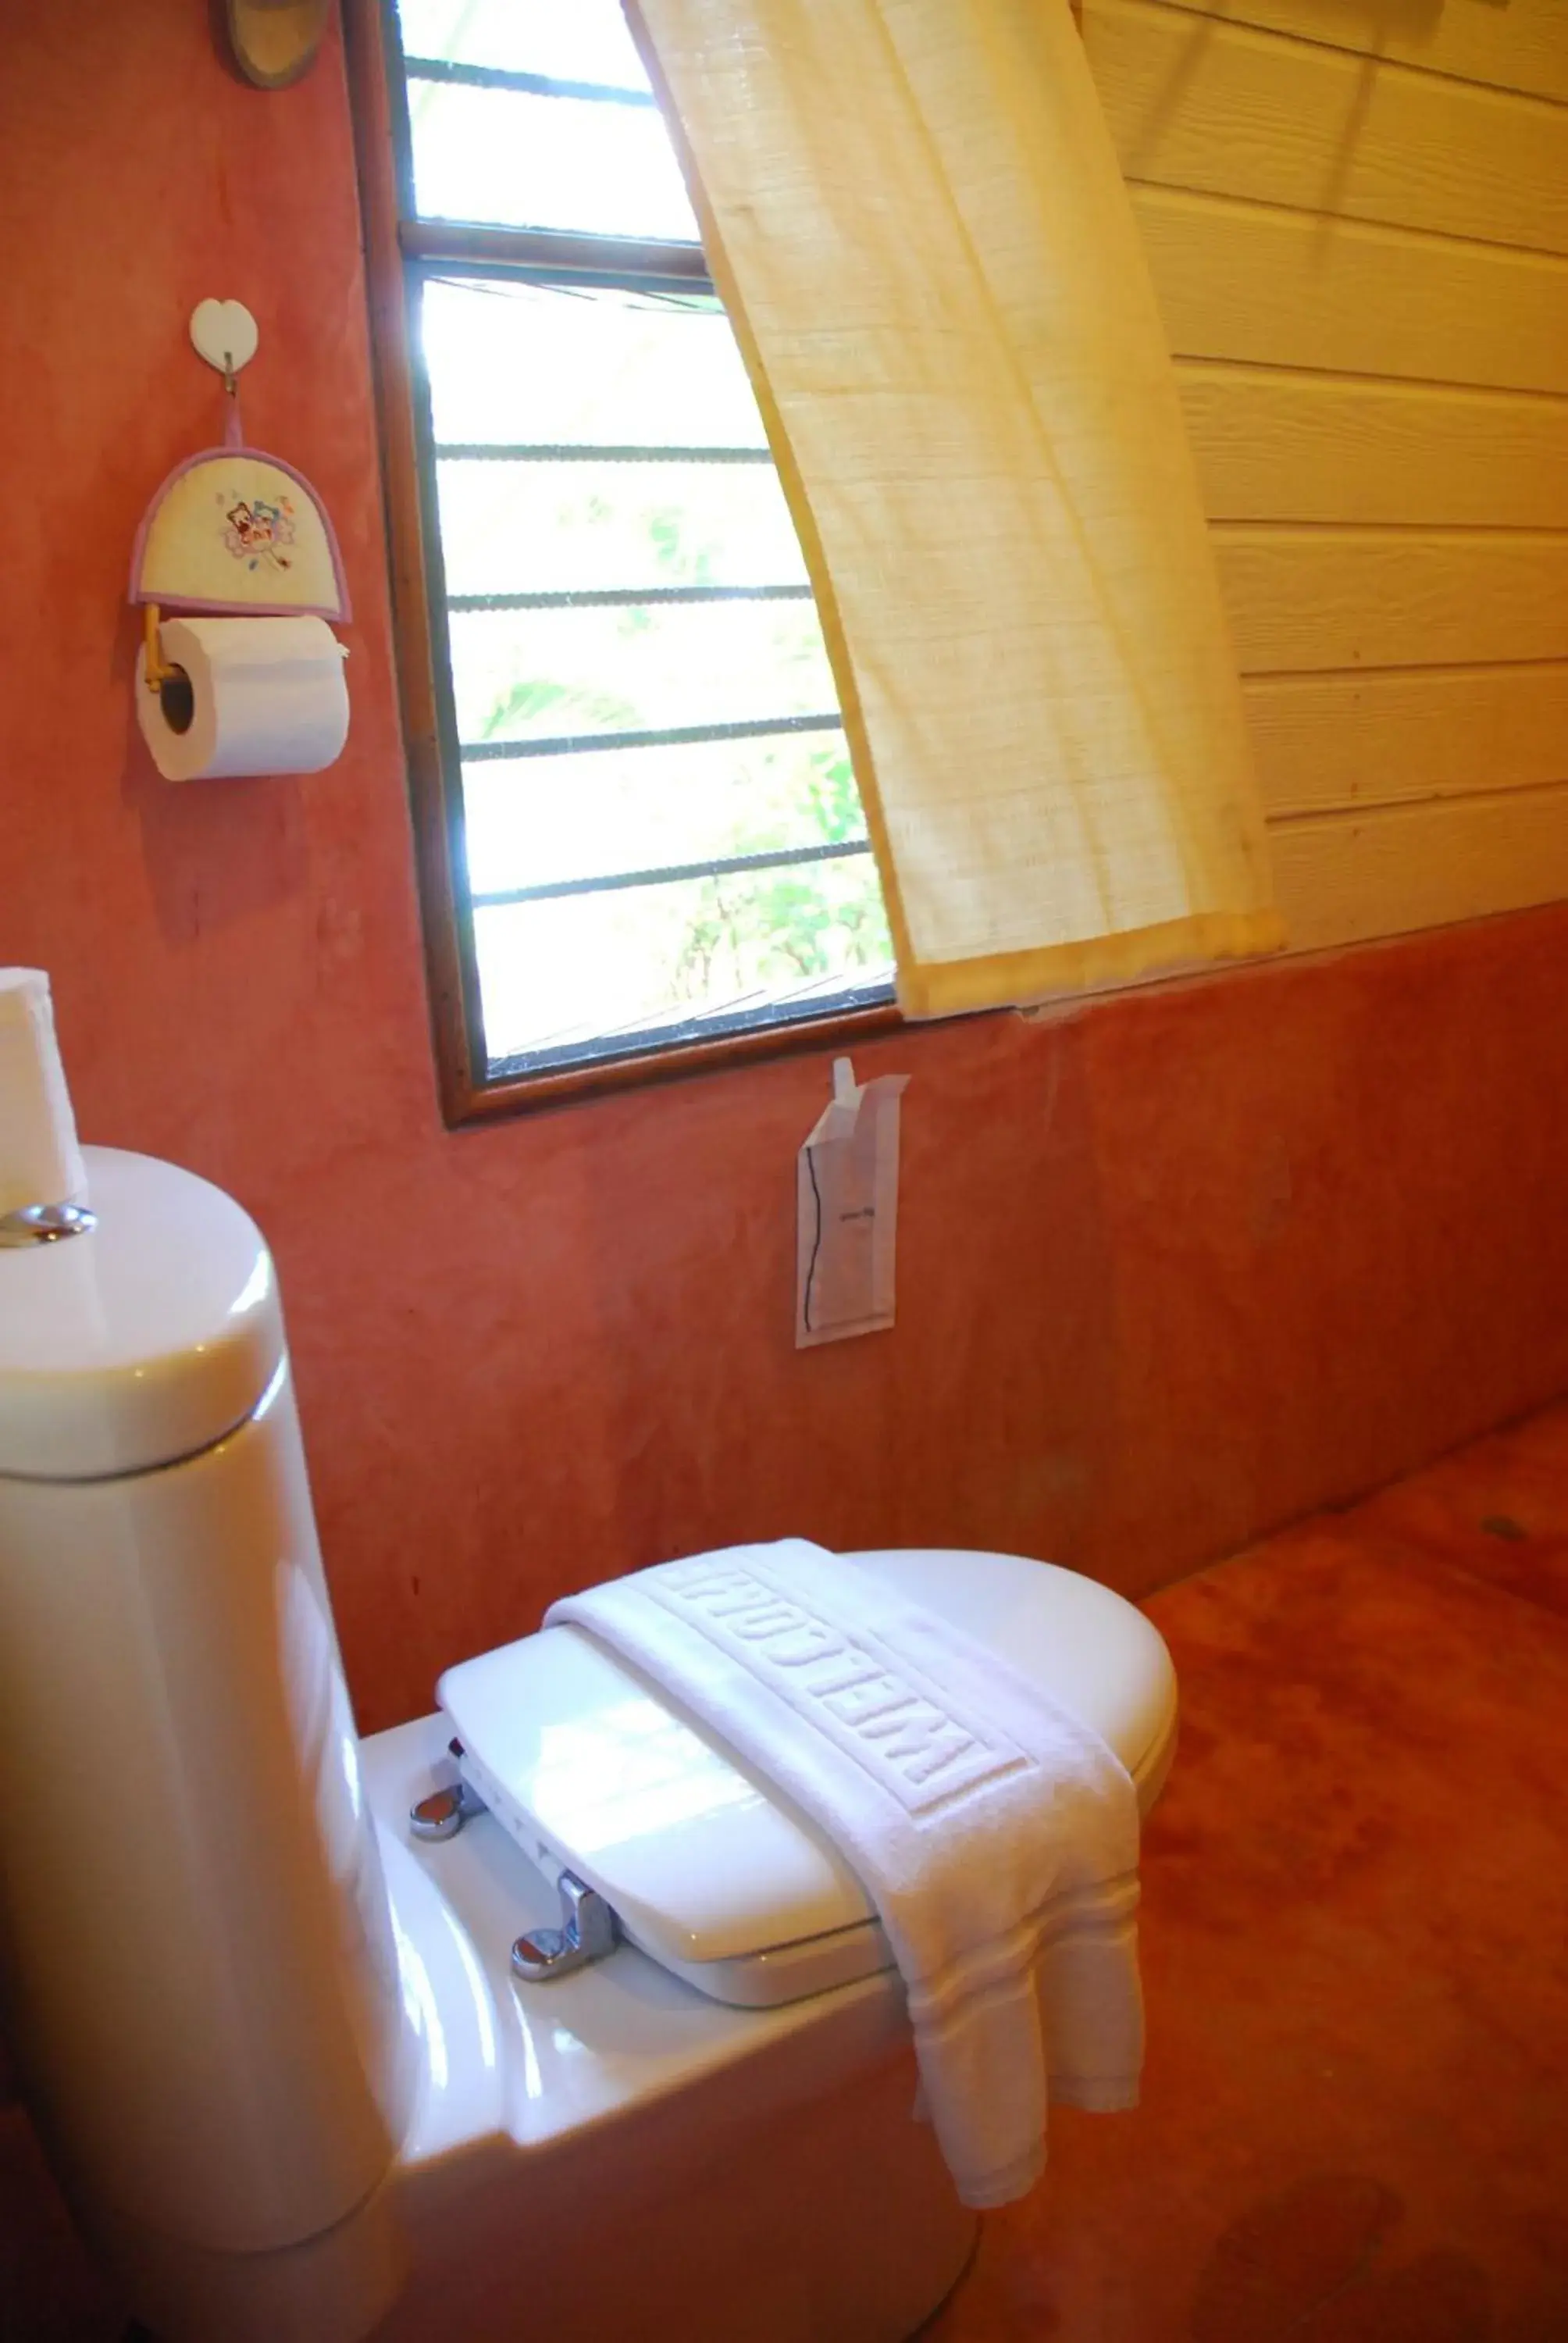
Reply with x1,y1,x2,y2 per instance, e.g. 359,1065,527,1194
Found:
547,1538,1142,2209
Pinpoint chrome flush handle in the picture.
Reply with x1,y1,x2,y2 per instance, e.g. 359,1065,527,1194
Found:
511,1870,618,1983
0,1203,97,1248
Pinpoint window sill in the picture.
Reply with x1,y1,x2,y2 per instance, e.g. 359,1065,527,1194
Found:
447,995,906,1125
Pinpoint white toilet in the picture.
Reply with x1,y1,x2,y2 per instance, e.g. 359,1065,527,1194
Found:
0,1149,1178,2343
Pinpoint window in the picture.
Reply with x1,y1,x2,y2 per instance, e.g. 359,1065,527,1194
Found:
353,0,897,1116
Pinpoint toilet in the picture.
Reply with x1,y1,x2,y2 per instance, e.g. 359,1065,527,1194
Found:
0,1149,1178,2343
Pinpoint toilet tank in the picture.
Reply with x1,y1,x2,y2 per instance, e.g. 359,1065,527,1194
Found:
0,1148,411,2338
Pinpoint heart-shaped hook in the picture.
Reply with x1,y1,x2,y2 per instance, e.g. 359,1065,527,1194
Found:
189,299,259,379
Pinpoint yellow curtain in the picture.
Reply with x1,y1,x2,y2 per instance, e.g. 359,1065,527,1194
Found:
629,0,1284,1017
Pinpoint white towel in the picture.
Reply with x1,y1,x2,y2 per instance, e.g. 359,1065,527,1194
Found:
547,1539,1143,2208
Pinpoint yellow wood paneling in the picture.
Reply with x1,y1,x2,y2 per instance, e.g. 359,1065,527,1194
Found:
1135,0,1568,108
1093,0,1568,949
1136,185,1568,395
1179,366,1568,526
1217,530,1568,672
1090,0,1568,255
1245,663,1568,815
1270,782,1568,949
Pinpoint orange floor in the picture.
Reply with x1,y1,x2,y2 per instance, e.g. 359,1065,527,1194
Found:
922,1402,1568,2343
9,1407,1568,2341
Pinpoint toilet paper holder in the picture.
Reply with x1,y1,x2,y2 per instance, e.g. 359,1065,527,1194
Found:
130,300,351,721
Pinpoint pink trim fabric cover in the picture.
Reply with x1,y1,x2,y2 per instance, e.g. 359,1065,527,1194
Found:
129,444,351,622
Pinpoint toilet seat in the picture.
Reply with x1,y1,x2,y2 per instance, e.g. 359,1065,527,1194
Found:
437,1550,1177,2010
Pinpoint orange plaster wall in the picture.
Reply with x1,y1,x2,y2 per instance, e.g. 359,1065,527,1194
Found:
6,5,1568,1733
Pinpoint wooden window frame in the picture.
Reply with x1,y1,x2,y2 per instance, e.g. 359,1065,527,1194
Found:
343,0,902,1126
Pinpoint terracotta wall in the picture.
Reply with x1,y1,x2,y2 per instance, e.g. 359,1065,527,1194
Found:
6,6,1568,1732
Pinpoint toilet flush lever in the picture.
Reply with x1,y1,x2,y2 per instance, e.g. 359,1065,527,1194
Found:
511,1872,618,1984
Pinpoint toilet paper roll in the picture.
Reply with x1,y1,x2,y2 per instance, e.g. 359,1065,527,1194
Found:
0,969,88,1215
135,614,350,783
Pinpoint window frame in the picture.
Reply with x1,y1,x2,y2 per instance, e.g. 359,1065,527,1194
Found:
344,0,902,1126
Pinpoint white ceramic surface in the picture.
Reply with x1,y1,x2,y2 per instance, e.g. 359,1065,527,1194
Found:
0,1146,282,1478
366,1714,978,2343
0,1150,412,2341
0,1371,413,2263
438,1550,1178,2005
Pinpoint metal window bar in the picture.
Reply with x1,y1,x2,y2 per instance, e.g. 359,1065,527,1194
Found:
461,712,844,762
403,56,659,108
435,443,773,464
472,836,871,910
487,979,897,1082
401,223,709,280
447,584,813,612
402,230,709,290
500,971,889,1061
583,969,888,1047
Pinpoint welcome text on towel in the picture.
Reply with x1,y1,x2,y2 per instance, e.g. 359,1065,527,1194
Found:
650,1557,1031,1815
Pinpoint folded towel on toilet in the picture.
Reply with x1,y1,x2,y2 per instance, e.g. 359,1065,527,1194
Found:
547,1539,1143,2208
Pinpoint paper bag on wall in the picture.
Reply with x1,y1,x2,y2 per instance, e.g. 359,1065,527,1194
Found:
796,1057,909,1347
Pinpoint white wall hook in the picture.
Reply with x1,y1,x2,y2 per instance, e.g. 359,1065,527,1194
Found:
189,299,258,380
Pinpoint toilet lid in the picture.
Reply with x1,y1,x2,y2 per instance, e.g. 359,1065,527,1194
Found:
438,1550,1177,2006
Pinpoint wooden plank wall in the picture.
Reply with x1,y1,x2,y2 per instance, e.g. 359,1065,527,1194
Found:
1082,0,1568,949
